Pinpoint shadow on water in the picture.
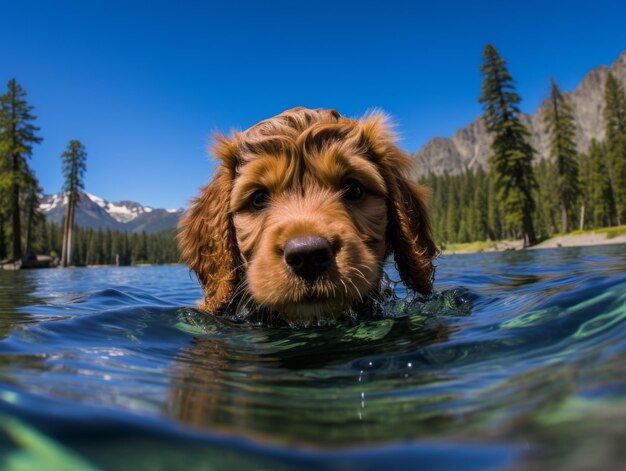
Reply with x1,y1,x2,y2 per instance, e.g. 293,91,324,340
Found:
0,271,41,340
167,305,459,446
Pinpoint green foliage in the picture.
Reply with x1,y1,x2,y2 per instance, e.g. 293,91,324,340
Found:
479,44,537,245
487,175,502,240
61,140,87,203
39,222,180,266
543,78,580,232
603,73,626,224
604,226,626,238
588,139,617,227
441,240,498,253
420,169,494,244
60,140,87,266
470,167,489,241
0,79,43,259
0,79,42,170
23,176,44,257
479,45,521,134
421,147,620,246
560,226,626,238
533,158,559,237
604,73,626,140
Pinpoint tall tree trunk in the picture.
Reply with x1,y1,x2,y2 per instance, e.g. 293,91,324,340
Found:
67,202,75,266
11,176,21,259
61,220,67,267
24,190,35,259
10,90,22,260
523,211,537,247
61,195,71,267
579,204,585,231
67,221,73,266
561,199,569,233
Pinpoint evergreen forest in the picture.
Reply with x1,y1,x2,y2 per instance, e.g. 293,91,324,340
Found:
37,222,180,266
421,45,626,247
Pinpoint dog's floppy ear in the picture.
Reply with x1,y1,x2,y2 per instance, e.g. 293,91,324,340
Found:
178,136,241,312
386,173,438,294
361,113,439,294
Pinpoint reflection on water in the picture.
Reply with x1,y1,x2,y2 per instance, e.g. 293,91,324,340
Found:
0,271,43,340
0,245,625,470
168,307,457,445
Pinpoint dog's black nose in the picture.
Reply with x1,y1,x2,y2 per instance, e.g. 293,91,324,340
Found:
284,236,333,281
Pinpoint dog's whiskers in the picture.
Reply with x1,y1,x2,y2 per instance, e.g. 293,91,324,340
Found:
340,279,349,297
228,277,257,318
350,269,370,285
347,278,364,303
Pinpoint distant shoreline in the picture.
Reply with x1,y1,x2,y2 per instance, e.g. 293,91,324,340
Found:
442,227,626,255
84,263,185,268
0,262,186,270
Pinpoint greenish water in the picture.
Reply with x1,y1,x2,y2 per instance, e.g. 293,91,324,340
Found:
1,245,625,470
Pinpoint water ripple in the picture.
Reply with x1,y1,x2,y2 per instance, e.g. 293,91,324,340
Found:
0,245,625,469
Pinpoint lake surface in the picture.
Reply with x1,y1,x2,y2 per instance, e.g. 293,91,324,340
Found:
1,245,625,470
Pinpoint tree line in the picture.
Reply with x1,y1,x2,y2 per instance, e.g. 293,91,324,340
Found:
4,45,626,260
0,79,43,261
37,221,180,266
420,44,626,246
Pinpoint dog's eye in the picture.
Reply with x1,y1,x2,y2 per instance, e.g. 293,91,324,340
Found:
250,189,270,210
342,180,364,201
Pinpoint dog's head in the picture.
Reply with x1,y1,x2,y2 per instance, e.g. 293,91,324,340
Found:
179,108,437,322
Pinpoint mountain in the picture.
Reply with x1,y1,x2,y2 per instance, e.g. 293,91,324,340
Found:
411,50,626,177
40,191,183,233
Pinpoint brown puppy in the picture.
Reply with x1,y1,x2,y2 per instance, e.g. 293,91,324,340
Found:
179,107,437,322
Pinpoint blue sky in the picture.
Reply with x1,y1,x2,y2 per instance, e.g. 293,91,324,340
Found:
3,1,626,209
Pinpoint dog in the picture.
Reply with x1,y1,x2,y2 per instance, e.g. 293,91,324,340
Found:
178,107,438,323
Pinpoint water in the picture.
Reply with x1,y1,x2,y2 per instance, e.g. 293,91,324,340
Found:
1,245,625,470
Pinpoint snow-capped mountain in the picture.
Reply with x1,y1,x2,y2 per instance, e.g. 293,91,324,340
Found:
40,191,183,233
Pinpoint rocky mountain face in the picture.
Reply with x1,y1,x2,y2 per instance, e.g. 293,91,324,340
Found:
40,191,183,233
411,51,626,177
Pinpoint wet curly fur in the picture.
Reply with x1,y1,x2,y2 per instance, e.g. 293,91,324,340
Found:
178,107,438,322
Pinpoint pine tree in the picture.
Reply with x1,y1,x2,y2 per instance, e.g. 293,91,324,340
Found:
424,173,437,242
0,79,43,259
445,184,459,242
0,157,8,260
430,173,446,242
534,158,559,236
479,44,537,246
486,174,502,240
470,167,489,240
577,150,593,229
457,170,474,242
603,72,626,224
543,77,580,232
604,72,626,140
588,139,617,227
0,215,5,259
60,140,87,267
23,172,43,259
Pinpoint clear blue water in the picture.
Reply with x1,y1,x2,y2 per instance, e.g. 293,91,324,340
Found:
1,245,625,470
